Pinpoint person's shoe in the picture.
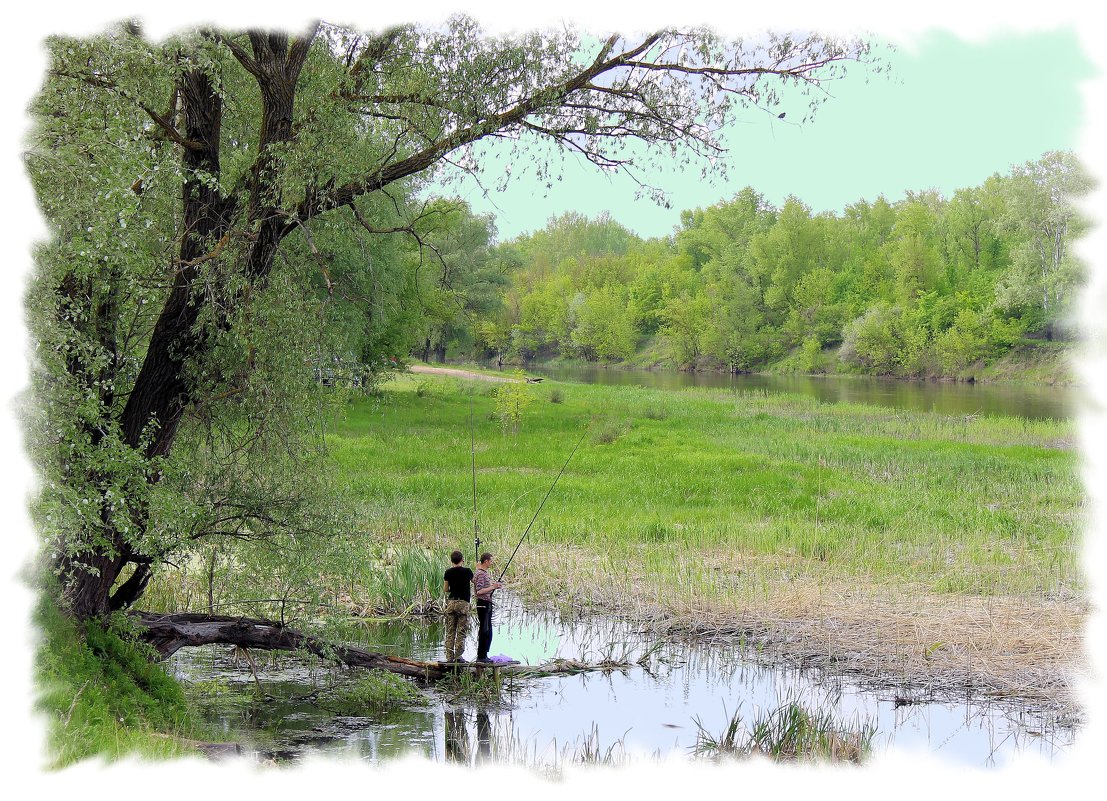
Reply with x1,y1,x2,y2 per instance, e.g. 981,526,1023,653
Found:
475,657,492,663
454,657,468,663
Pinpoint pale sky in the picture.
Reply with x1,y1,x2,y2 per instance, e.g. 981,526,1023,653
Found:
436,28,1094,241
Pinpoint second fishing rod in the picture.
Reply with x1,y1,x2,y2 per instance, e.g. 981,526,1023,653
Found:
467,392,588,582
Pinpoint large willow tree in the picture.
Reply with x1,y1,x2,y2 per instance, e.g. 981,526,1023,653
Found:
25,18,875,624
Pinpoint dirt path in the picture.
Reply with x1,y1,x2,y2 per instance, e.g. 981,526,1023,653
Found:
409,364,520,383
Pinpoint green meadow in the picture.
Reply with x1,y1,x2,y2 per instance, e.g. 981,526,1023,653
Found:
329,374,1082,603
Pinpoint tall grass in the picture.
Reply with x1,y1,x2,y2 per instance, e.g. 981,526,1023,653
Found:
326,374,1081,599
34,591,221,767
692,701,876,763
359,546,443,614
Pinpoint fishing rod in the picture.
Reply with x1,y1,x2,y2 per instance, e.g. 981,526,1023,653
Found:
470,387,480,564
498,425,589,581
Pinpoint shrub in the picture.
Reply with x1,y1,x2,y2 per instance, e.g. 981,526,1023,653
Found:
591,414,632,444
493,372,535,434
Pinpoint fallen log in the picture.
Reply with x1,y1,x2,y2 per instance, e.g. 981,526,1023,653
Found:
132,611,442,679
131,611,632,682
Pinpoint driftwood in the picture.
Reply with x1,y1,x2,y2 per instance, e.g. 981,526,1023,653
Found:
132,611,630,681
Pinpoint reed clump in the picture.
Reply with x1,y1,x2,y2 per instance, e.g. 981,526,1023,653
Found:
692,702,876,763
320,670,428,714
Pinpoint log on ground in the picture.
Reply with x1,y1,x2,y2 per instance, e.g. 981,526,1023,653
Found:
131,612,632,681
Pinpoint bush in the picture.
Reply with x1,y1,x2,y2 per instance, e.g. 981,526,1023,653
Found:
492,372,535,434
591,414,633,444
839,305,906,374
549,387,564,404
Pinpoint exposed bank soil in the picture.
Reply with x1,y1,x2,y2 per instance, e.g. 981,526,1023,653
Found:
409,365,519,383
507,545,1087,720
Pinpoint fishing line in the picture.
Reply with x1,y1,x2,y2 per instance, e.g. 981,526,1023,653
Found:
498,425,589,581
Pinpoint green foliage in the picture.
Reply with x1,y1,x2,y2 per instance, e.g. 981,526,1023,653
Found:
320,670,427,714
460,152,1085,379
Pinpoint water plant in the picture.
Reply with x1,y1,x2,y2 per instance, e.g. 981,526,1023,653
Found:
361,546,443,615
692,701,876,763
436,670,505,705
318,670,428,715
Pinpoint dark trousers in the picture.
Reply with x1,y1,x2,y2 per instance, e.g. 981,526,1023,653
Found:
476,600,493,659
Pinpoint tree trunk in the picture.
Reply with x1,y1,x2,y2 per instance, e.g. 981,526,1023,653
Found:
131,611,625,681
59,36,314,619
133,611,441,678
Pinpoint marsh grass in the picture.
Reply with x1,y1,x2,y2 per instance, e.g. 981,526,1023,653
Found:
318,670,428,714
437,670,505,705
692,701,876,763
360,545,442,614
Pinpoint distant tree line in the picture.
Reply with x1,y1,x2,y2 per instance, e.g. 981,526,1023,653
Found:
440,151,1087,378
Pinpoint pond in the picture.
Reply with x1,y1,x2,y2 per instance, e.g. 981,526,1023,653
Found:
523,364,1075,421
170,591,1076,769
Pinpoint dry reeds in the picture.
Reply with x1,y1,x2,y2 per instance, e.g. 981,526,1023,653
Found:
495,543,1086,718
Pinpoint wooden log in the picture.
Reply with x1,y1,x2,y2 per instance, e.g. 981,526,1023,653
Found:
132,611,446,679
131,611,631,682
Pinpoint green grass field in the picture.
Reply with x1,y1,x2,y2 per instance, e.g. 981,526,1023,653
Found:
328,374,1082,601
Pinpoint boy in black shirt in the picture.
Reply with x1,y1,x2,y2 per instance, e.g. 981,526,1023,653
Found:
442,550,474,662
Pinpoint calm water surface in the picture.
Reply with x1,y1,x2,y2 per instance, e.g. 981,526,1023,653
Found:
524,364,1075,421
170,592,1075,769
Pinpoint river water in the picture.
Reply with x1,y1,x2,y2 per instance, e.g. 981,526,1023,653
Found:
170,591,1076,769
524,364,1075,421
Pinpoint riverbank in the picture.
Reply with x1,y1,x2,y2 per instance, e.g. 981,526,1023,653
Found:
326,375,1086,715
486,339,1077,388
34,592,227,767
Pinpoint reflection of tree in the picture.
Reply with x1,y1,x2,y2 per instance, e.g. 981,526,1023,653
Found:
444,708,470,765
476,711,493,764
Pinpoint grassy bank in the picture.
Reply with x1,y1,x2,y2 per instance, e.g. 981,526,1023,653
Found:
327,374,1085,706
976,341,1074,385
34,592,223,768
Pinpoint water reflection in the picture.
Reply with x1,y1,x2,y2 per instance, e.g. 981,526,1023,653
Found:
171,590,1077,768
525,364,1073,421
